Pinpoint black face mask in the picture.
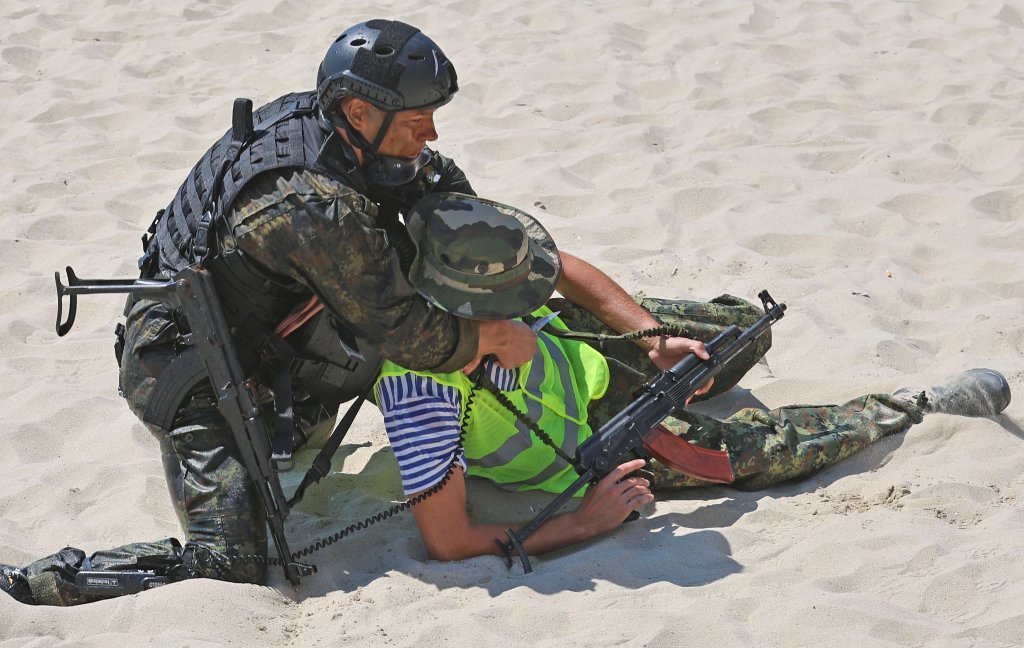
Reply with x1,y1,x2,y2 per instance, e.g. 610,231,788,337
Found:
364,148,432,187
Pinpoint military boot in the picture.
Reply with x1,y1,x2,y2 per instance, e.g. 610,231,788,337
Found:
0,563,36,605
896,368,1011,417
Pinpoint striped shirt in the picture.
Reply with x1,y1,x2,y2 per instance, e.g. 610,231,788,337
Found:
376,361,520,495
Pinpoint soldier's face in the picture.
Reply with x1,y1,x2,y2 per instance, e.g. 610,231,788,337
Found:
350,100,439,159
375,108,439,159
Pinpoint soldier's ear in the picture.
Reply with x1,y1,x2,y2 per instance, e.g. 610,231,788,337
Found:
343,98,372,130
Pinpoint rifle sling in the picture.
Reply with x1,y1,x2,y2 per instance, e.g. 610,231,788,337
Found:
544,323,694,343
288,390,368,507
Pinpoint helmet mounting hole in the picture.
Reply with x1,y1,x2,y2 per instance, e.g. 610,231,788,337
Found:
350,38,367,46
374,45,395,56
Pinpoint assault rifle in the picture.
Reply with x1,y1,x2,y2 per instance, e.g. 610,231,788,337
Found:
54,265,313,586
499,290,787,573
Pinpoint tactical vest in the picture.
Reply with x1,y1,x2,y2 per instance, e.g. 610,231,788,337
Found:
148,92,339,344
140,91,383,414
374,307,611,495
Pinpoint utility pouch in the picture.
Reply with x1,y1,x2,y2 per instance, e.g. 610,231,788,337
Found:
286,309,381,407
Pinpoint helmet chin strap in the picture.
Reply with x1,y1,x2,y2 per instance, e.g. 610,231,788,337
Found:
334,110,390,160
369,111,395,154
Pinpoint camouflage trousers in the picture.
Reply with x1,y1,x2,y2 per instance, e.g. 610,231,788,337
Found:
554,295,925,492
21,300,269,606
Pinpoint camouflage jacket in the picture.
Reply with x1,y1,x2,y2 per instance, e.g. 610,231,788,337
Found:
123,142,480,414
220,162,479,373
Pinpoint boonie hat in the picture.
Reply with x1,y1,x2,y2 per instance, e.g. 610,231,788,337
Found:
406,193,561,320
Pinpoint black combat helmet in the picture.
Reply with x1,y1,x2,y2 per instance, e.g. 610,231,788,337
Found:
316,19,459,186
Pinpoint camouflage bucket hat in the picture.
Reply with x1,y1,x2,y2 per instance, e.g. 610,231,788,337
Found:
406,192,561,320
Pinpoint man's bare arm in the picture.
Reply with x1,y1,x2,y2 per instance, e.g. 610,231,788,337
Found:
556,251,710,370
411,459,652,562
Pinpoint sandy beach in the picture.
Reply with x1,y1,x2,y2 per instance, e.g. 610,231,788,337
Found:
2,0,1022,645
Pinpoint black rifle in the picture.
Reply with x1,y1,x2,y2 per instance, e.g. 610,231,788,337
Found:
54,265,314,586
498,290,787,573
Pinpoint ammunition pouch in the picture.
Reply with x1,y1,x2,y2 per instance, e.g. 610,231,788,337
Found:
286,309,381,408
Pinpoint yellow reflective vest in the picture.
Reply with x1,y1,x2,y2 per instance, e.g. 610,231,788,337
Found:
374,307,610,494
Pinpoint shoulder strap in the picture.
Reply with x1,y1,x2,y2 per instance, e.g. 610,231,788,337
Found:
153,92,326,272
194,98,257,262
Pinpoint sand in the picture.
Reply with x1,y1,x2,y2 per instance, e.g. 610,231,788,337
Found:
1,0,1022,646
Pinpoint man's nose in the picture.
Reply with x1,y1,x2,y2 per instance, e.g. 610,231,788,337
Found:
422,115,438,142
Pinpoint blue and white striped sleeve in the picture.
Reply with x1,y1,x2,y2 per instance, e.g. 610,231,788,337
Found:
375,372,468,496
485,361,520,391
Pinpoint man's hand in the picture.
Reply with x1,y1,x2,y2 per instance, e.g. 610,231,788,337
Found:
646,335,709,370
463,319,537,374
647,336,714,402
410,458,653,562
570,459,654,536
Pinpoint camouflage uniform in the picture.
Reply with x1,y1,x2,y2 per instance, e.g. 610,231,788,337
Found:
555,296,925,492
20,164,480,605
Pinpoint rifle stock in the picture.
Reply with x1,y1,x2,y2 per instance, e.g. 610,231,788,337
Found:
55,265,313,585
499,290,786,573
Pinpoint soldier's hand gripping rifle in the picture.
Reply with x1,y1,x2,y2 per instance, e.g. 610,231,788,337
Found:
54,265,314,586
498,290,787,573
